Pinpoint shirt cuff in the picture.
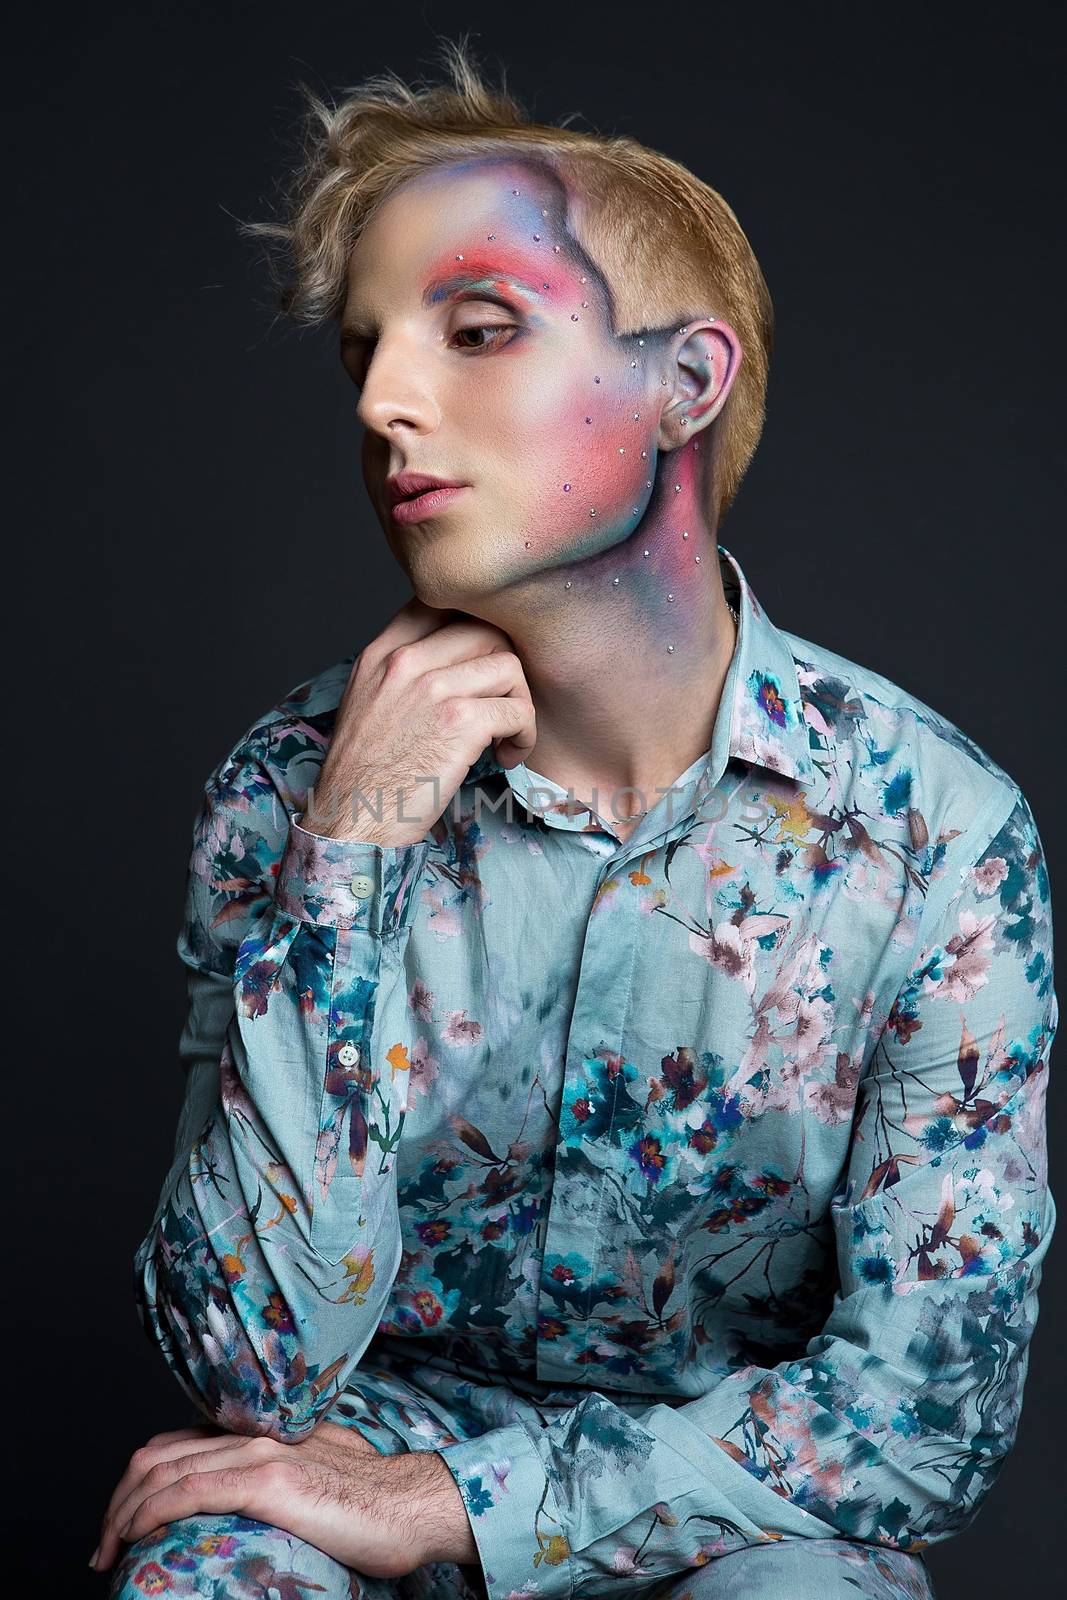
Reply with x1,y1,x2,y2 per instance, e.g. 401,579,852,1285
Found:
274,814,431,936
434,1422,574,1600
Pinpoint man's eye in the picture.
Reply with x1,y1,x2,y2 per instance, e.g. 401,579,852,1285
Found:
450,324,516,352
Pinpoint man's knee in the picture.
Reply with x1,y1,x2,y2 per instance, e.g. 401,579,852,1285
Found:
664,1539,935,1600
106,1511,367,1600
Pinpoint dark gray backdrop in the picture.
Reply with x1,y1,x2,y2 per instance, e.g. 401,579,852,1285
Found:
10,2,1064,1591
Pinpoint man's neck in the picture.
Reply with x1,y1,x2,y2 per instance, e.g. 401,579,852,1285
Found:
468,515,737,829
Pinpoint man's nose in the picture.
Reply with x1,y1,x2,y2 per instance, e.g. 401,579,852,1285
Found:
357,340,441,437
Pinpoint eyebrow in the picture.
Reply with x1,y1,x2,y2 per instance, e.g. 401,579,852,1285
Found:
340,259,548,344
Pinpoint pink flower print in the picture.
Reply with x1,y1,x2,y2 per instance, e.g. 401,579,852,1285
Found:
407,1036,439,1099
972,855,1009,895
443,1009,483,1046
928,910,997,1003
409,976,436,1022
690,920,757,992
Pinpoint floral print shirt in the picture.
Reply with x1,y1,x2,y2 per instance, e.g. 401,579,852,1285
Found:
134,543,1056,1598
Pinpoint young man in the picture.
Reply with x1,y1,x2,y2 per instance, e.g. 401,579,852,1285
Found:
93,45,1055,1600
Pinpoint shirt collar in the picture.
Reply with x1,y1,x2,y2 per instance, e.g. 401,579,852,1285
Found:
463,541,815,803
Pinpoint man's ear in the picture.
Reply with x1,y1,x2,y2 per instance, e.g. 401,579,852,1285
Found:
655,318,743,452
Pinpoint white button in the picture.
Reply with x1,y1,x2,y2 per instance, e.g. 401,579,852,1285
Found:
349,874,374,899
338,1042,361,1067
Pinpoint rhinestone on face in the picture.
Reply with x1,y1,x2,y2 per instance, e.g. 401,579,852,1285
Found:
641,450,647,459
618,446,625,453
667,592,674,601
488,233,495,240
667,643,674,652
682,530,688,539
612,576,620,586
524,540,531,548
630,360,637,367
646,479,652,487
571,314,579,321
590,507,597,516
580,274,587,282
565,579,572,588
594,376,601,383
533,233,540,241
455,253,464,260
633,411,640,419
643,548,649,557
542,208,548,216
695,554,701,562
543,282,550,289
638,338,645,346
674,484,681,493
680,418,689,427
585,416,592,424
563,483,571,491
512,188,520,194
553,244,561,253
581,301,588,308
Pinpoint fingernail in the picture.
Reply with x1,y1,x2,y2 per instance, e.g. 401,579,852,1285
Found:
88,1546,100,1569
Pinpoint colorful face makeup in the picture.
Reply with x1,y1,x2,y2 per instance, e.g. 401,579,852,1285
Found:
341,156,730,648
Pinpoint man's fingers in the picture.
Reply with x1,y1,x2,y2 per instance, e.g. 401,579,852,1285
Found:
95,1435,259,1570
142,1426,225,1445
110,1465,266,1561
369,599,480,658
100,1429,244,1529
367,599,514,672
484,695,538,762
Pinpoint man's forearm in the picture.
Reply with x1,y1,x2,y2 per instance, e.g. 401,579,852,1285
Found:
389,1450,478,1569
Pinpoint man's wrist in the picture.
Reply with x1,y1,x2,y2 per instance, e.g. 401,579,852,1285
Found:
387,1450,478,1569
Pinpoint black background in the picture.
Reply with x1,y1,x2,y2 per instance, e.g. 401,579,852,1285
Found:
10,2,1064,1592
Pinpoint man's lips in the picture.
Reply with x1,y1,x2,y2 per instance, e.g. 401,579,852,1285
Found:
389,484,472,525
385,471,468,508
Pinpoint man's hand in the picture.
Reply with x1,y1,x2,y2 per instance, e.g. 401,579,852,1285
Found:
304,598,537,846
90,1419,477,1577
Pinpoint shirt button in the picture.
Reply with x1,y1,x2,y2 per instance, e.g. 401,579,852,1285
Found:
338,1042,361,1067
349,874,374,900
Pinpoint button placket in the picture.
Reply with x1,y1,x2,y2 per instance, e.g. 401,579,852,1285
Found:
535,848,648,1384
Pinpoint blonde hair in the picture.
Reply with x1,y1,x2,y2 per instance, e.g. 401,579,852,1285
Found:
246,37,774,523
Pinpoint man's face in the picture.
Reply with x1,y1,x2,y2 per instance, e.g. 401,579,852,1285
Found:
341,158,671,605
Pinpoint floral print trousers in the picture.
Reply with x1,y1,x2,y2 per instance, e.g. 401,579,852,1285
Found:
106,1352,935,1599
107,1517,934,1599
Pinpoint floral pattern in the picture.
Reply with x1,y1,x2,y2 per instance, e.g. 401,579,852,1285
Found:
132,544,1055,1598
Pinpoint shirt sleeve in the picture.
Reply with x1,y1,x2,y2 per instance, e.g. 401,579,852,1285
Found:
433,783,1057,1598
133,726,431,1442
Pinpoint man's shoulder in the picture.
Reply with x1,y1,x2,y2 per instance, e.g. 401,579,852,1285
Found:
781,625,1026,843
258,653,355,736
206,653,355,795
